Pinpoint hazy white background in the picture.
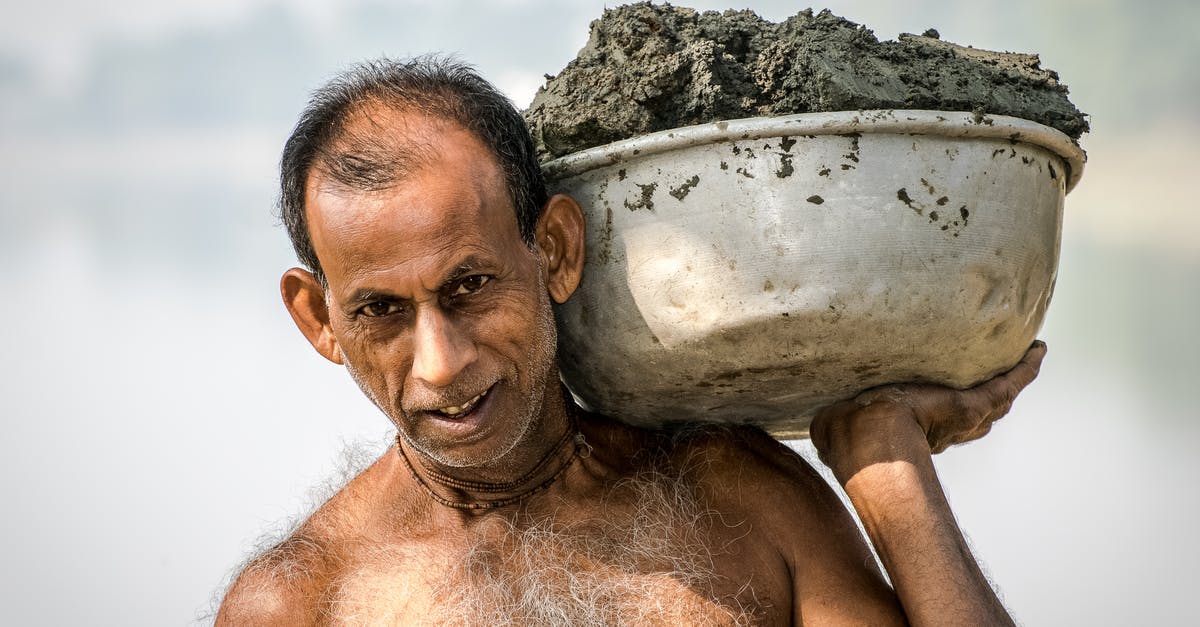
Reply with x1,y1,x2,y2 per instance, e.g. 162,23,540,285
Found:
1,0,1196,624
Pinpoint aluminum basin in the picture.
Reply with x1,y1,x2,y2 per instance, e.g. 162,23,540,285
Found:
544,110,1086,439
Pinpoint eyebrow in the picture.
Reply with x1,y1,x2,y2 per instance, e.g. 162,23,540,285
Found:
344,254,496,304
346,287,400,305
442,255,490,286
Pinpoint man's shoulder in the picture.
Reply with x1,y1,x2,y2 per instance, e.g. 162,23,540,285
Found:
663,423,899,609
666,423,820,487
661,423,851,531
217,448,411,624
216,481,368,625
216,527,333,624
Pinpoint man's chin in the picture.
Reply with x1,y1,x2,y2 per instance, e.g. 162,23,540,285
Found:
400,388,533,470
405,434,523,471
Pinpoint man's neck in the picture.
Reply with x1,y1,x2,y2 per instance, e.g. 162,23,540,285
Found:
395,386,581,511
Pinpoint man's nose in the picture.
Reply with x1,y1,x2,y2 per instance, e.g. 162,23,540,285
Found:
410,307,477,388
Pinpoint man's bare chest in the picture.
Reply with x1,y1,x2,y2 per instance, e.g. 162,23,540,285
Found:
323,515,782,625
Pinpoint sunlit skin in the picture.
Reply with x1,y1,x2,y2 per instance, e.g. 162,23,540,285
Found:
217,105,1043,625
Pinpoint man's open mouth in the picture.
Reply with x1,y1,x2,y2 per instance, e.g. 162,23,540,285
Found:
433,387,490,419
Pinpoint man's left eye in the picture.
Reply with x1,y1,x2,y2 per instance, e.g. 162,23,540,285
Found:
361,301,400,317
452,275,491,296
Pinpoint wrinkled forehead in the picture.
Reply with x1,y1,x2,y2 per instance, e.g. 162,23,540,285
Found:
303,107,524,287
306,102,512,233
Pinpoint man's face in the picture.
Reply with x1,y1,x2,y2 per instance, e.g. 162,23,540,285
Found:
302,111,558,471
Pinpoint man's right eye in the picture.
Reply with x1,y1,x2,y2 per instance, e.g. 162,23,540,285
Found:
360,301,400,317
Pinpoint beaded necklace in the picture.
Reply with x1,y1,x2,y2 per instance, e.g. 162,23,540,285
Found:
395,414,591,511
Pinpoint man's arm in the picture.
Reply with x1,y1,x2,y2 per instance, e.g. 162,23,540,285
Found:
809,341,1046,626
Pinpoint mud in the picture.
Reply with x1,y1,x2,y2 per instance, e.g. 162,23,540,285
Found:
524,3,1089,161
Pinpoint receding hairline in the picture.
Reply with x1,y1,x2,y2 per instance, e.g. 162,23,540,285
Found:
279,56,549,285
308,100,510,202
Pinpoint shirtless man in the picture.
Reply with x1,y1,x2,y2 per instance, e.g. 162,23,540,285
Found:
217,57,1044,625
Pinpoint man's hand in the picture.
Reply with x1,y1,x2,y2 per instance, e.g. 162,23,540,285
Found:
810,341,1046,484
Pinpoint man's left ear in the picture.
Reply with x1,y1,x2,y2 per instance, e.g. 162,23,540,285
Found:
535,194,586,304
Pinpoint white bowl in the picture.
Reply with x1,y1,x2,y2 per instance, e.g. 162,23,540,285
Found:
545,110,1085,439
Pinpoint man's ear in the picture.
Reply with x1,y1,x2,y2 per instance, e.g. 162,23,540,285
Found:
281,268,344,365
535,194,586,304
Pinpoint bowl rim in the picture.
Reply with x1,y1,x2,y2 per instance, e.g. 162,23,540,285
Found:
541,109,1087,193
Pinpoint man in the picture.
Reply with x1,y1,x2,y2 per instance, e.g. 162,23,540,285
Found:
217,57,1043,625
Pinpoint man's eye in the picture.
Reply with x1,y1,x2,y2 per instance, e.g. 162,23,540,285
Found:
360,301,399,317
452,275,491,297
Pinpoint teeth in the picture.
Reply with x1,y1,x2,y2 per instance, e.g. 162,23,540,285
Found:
438,388,487,416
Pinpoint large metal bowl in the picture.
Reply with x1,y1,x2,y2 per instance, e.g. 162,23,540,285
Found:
544,110,1085,439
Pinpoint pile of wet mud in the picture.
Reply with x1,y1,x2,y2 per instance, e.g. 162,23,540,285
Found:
524,3,1088,162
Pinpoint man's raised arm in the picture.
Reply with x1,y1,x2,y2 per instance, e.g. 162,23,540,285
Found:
809,341,1046,626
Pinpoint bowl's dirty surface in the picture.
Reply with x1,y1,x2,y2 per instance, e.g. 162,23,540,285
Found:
545,110,1085,439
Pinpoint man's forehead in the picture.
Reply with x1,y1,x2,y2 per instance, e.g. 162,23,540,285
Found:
307,100,510,217
309,187,521,294
315,103,467,194
304,108,523,288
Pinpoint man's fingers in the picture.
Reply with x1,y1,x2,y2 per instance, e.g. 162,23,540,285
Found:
819,342,1046,458
985,341,1045,398
962,416,996,445
967,340,1046,413
1008,340,1047,390
926,343,1044,450
930,407,1000,453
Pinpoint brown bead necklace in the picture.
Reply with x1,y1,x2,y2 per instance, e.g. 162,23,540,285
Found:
395,414,591,511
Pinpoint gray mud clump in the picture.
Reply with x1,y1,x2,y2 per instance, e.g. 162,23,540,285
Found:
524,3,1089,162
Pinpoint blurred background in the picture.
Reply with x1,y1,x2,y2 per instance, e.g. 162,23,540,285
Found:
1,0,1196,624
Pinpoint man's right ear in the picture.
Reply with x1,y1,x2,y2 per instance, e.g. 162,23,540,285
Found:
281,268,344,365
535,194,586,305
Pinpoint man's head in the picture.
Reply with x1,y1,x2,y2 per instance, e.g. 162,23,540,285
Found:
279,56,549,286
278,58,585,472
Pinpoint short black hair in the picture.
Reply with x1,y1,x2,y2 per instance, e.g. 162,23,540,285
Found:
279,56,548,285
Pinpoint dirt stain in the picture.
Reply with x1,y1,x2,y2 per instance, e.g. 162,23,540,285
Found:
596,206,614,263
669,175,701,200
776,153,794,178
897,187,922,216
623,182,658,211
